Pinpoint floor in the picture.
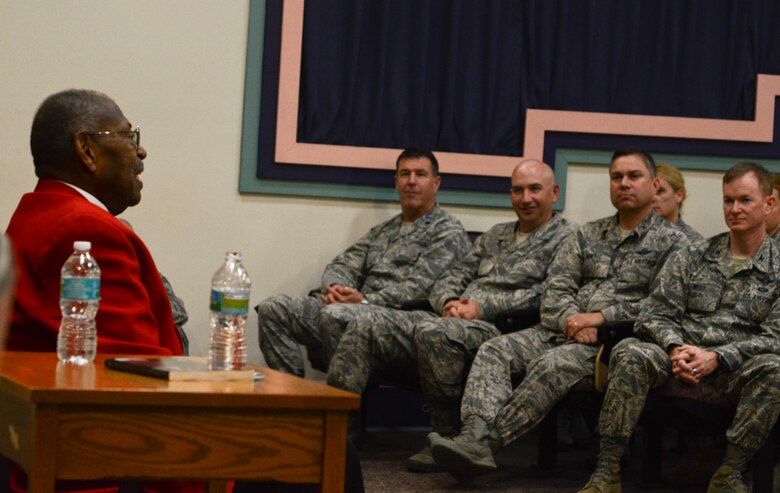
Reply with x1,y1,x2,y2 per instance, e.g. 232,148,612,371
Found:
357,427,766,493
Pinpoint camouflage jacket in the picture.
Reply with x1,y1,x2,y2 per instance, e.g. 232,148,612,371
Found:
429,214,577,322
321,205,470,308
541,212,689,335
676,216,704,243
637,233,780,370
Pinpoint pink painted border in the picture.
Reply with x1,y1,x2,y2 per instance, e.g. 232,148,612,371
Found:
276,0,780,177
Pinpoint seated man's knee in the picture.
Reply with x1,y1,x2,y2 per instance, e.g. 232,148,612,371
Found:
748,353,780,384
526,344,584,375
320,302,363,325
478,335,507,355
609,337,649,366
255,294,293,320
473,335,517,367
414,320,447,349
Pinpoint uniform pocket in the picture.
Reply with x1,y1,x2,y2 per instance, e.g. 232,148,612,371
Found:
687,280,722,313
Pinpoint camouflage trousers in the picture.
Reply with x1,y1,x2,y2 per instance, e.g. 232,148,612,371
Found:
461,329,595,446
600,338,780,455
319,302,395,361
256,295,373,376
414,318,501,433
326,308,435,394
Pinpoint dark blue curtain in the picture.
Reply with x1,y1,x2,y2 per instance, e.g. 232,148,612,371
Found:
296,0,780,157
256,0,780,193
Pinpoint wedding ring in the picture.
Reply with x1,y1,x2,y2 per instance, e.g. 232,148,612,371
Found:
692,368,699,374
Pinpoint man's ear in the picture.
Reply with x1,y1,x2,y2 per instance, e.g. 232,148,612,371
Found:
766,192,777,216
73,133,98,172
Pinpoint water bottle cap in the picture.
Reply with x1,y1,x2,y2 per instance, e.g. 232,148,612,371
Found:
226,251,242,261
73,241,91,251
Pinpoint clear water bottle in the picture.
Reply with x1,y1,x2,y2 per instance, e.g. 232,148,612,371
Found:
57,241,100,365
209,252,251,370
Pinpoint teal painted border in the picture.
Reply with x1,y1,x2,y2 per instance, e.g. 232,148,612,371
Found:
237,0,510,209
555,149,780,173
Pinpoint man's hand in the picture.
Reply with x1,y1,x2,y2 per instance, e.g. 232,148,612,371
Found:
669,344,719,384
441,298,480,320
565,312,606,339
572,327,599,345
320,284,366,305
442,299,462,318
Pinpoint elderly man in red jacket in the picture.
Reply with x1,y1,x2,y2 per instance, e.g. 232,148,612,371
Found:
5,89,197,493
7,89,184,356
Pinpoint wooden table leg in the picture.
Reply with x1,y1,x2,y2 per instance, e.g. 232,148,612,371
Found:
27,405,58,493
320,411,347,493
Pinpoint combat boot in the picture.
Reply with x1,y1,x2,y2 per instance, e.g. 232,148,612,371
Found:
406,410,456,473
707,444,750,493
577,437,625,493
428,415,501,478
405,444,441,473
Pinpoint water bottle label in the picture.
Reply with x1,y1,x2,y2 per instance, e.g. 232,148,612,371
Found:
210,290,249,315
61,278,100,300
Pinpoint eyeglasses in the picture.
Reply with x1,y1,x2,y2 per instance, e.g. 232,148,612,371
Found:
86,126,140,149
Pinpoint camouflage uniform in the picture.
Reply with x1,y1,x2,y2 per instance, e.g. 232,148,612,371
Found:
675,216,704,242
161,273,189,356
326,307,436,393
256,205,469,376
600,234,780,456
460,213,688,446
412,215,576,432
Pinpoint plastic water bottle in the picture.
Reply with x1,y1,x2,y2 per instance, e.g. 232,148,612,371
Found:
57,241,100,365
209,252,251,370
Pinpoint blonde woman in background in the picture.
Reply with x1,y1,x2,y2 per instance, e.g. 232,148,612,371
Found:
766,174,780,241
653,163,704,242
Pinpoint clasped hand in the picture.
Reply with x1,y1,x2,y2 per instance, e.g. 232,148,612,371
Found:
320,284,365,304
669,344,719,384
564,312,606,345
442,298,480,320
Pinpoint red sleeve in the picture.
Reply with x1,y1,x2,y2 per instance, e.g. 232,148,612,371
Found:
61,215,181,356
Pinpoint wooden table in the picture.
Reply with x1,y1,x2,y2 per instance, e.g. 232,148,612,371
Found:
0,352,359,493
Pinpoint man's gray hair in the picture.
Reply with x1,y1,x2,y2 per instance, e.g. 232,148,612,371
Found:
30,89,115,170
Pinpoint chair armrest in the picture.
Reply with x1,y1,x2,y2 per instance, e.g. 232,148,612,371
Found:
400,299,434,312
597,320,635,348
594,320,635,392
595,320,635,368
495,308,541,334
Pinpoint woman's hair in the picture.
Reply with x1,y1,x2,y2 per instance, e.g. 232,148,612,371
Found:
655,163,687,205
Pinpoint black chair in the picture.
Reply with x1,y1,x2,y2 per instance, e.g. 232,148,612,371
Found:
495,307,541,334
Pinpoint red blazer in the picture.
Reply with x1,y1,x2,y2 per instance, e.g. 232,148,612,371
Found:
5,179,183,356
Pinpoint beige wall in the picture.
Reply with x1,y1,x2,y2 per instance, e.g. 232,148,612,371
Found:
0,1,727,364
